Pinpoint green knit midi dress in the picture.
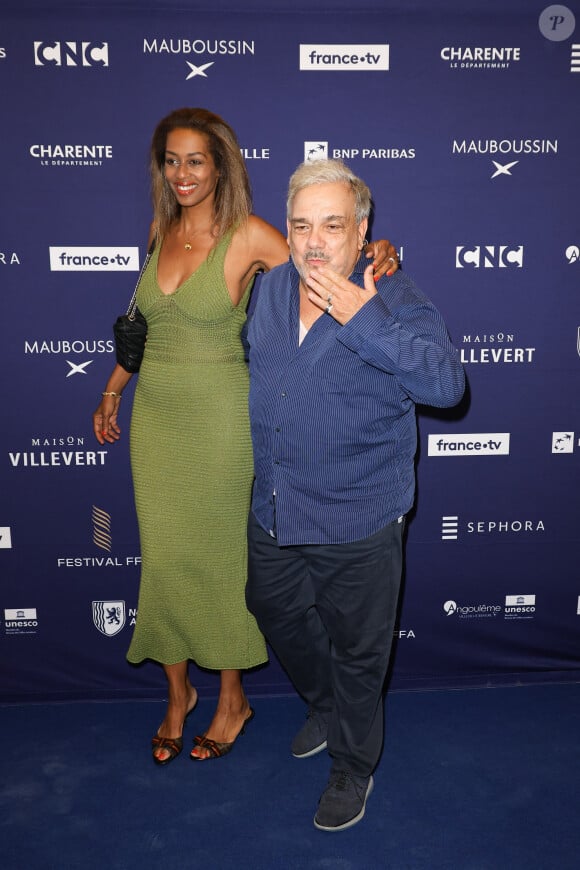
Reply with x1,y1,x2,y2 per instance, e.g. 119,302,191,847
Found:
126,232,267,670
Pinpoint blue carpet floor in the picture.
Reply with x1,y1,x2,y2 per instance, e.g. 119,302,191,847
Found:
1,683,579,869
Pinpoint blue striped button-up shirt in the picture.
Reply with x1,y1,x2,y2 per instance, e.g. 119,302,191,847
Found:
247,255,465,546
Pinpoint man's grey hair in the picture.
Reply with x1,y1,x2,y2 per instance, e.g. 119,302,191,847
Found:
286,158,372,225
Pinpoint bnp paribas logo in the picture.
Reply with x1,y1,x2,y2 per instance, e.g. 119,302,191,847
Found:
552,432,575,453
304,142,328,162
92,506,112,551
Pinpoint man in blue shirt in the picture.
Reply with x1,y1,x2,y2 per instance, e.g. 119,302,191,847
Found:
245,159,465,831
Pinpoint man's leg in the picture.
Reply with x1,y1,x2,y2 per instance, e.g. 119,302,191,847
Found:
246,511,333,714
309,517,404,778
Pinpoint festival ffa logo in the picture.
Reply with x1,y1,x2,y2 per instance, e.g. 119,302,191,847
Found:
92,601,126,637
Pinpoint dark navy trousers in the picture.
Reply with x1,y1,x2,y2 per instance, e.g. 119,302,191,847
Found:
246,512,404,777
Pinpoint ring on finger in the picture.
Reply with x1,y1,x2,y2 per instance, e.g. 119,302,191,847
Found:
325,302,333,314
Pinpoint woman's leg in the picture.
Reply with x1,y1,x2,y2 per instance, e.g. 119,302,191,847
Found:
190,669,252,759
153,660,198,762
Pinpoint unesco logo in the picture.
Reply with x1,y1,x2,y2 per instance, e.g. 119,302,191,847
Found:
455,246,523,268
34,41,109,67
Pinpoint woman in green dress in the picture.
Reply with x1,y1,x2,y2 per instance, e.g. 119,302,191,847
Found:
93,107,398,764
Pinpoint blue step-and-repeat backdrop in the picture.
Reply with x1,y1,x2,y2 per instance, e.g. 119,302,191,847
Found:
1,0,579,702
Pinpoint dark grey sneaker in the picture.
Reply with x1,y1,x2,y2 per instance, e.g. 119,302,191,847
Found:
291,709,330,758
314,770,374,831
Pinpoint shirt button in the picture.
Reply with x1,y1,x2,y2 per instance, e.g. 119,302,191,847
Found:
281,391,286,397
275,427,280,432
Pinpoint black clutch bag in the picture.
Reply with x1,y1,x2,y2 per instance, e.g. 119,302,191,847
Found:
113,240,155,373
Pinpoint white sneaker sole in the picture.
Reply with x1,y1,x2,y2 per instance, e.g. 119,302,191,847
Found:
313,775,374,832
292,739,327,759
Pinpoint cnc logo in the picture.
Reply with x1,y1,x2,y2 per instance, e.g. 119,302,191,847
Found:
34,41,109,67
49,247,139,271
566,245,579,264
300,44,389,71
0,527,13,548
552,432,575,453
441,46,520,69
456,246,523,268
92,600,126,637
